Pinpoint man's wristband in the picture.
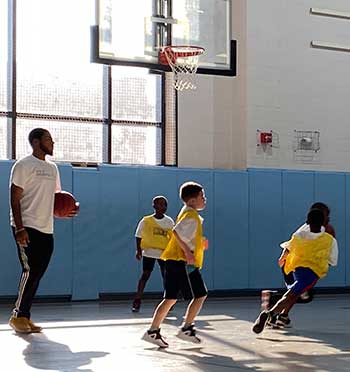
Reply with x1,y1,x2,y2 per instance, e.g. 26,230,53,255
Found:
15,228,25,234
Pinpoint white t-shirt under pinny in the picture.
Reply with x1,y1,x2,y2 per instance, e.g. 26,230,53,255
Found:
280,223,338,266
135,215,174,258
9,155,61,234
173,206,204,252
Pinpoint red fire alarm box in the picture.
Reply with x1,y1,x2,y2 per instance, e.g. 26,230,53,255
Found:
260,132,273,144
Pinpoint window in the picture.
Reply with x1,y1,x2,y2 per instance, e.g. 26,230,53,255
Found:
2,0,176,165
0,0,7,112
0,0,8,160
16,119,105,162
111,67,163,164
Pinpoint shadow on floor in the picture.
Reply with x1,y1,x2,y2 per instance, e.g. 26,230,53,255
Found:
202,329,350,372
17,333,108,372
163,347,261,371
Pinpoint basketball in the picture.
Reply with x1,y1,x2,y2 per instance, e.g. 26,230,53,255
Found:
54,191,78,218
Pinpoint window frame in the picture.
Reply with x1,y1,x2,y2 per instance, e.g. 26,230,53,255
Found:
2,0,176,166
91,0,237,76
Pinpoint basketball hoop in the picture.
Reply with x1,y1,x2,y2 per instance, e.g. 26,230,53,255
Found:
159,46,205,91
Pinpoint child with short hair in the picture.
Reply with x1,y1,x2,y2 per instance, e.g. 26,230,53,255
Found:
264,202,336,329
142,181,208,348
132,196,174,312
270,202,337,327
253,208,338,334
281,202,336,292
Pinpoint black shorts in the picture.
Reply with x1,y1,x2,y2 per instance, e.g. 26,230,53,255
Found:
163,260,207,300
142,256,165,274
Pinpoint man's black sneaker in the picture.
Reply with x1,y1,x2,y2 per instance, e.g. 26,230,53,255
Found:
252,310,271,334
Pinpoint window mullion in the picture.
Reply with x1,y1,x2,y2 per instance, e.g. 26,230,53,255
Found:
8,0,16,159
102,65,112,163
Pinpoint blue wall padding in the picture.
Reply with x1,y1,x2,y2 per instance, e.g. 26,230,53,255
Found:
314,172,346,286
0,161,20,295
213,171,249,289
248,169,283,288
97,166,140,296
71,168,101,300
0,161,349,300
281,171,314,239
345,174,350,286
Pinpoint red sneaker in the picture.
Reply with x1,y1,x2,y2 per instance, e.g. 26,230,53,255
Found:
132,298,141,312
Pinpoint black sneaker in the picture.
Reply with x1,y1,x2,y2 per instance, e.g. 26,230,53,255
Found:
252,311,271,334
176,324,201,344
276,314,292,328
132,299,141,312
267,313,278,328
142,329,169,348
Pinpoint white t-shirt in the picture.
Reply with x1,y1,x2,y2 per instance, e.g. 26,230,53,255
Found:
9,155,61,234
173,206,204,252
135,214,174,258
280,223,338,266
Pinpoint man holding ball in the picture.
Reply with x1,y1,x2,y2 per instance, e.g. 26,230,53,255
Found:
9,128,78,333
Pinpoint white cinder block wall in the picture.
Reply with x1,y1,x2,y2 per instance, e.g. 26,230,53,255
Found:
178,0,350,171
248,0,350,171
177,0,247,169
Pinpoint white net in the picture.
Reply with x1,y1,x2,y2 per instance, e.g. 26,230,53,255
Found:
163,46,204,91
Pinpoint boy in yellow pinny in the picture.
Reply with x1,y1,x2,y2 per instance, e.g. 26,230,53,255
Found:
253,208,338,334
142,182,208,348
132,196,174,312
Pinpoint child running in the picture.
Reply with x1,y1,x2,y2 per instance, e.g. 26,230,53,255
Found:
142,181,208,348
253,208,338,334
271,202,337,328
281,202,336,295
132,196,174,312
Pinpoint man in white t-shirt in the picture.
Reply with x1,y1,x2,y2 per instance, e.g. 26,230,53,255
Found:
8,128,78,334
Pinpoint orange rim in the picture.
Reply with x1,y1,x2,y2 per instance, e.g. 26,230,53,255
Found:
163,45,205,58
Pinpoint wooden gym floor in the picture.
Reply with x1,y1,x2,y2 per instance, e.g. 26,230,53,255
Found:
1,294,350,371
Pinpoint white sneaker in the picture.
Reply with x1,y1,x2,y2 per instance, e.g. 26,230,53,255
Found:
142,329,169,348
276,314,292,328
300,291,310,300
176,325,201,344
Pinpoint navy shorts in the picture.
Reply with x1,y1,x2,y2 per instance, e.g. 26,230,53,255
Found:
290,267,319,296
142,256,165,277
163,260,208,300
